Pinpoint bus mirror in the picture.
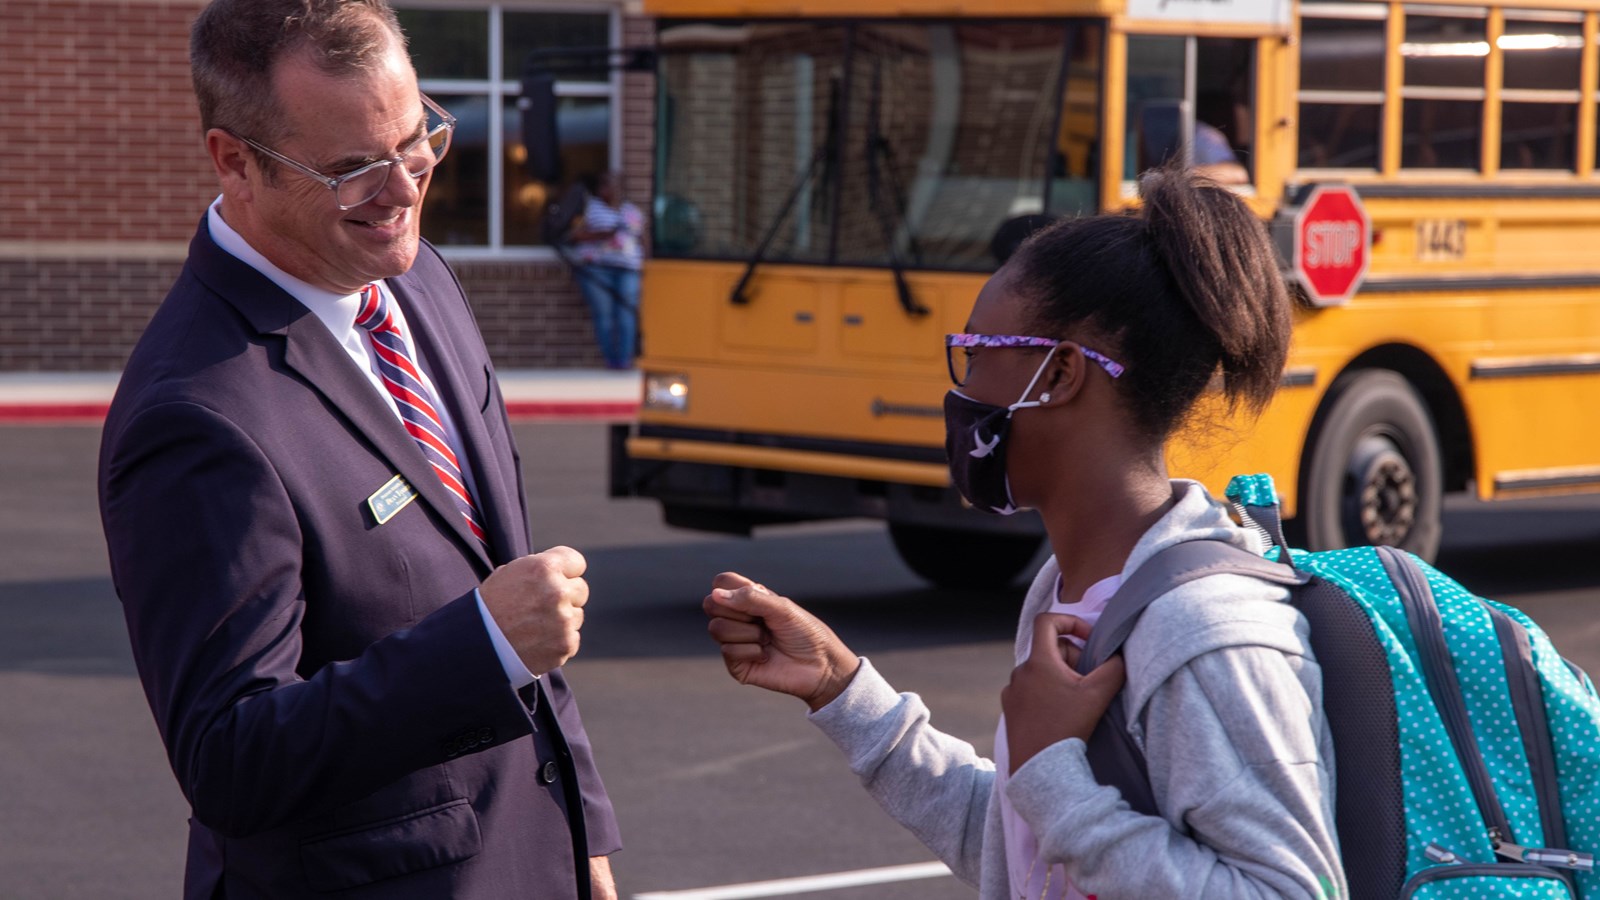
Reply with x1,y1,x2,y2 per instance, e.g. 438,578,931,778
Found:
1137,100,1194,172
519,74,561,183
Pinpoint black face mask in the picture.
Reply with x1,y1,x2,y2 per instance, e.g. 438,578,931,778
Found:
944,390,1020,514
942,353,1055,515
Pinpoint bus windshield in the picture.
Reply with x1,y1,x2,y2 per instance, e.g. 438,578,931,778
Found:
653,19,1105,272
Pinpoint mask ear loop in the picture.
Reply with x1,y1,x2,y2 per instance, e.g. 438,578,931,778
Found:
1006,341,1064,414
994,342,1063,516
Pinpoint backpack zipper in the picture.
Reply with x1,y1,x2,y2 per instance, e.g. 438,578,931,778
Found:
1377,546,1516,847
1490,840,1594,872
1401,859,1573,897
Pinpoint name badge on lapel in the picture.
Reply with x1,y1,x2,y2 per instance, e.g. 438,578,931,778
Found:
367,475,419,525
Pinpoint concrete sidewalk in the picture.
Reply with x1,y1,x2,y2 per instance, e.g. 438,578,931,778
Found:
0,369,642,423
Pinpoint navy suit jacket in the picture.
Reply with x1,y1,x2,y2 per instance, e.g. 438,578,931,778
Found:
99,220,620,898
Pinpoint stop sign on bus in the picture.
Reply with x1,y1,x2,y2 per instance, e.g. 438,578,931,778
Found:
1292,184,1370,307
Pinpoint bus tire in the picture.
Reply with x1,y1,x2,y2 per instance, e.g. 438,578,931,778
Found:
888,523,1043,589
1297,369,1443,561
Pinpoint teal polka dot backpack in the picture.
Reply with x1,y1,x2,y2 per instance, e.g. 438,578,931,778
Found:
1079,473,1600,899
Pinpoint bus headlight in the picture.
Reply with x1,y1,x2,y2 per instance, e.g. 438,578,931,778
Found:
642,372,690,413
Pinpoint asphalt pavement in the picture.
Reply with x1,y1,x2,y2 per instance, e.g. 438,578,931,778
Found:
6,400,1600,898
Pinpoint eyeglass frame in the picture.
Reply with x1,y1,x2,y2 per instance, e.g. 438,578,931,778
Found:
227,93,457,211
945,332,1126,388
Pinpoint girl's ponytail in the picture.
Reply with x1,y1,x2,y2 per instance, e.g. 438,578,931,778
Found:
1138,166,1291,416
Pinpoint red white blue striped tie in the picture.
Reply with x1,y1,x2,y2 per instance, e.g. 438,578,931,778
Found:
355,284,488,547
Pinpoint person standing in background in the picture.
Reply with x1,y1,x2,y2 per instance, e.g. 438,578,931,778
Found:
97,1,620,896
569,171,644,370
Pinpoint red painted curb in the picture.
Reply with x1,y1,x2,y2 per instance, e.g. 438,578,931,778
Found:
0,403,112,422
503,401,639,421
0,401,639,424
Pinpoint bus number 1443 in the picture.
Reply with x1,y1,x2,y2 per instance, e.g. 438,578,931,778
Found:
1416,219,1468,261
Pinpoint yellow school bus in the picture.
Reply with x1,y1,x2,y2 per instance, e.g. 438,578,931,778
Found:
609,0,1600,587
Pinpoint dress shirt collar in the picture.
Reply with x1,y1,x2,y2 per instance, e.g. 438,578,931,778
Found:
206,196,373,339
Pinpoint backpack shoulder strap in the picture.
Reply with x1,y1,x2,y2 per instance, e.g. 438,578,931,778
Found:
1076,540,1308,675
1076,538,1307,817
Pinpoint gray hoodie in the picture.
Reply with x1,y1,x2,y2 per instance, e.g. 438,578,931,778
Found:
808,480,1347,899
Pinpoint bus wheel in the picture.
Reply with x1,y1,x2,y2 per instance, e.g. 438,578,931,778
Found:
1298,370,1443,561
888,523,1044,589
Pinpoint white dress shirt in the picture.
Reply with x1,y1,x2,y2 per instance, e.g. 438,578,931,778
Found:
207,198,535,690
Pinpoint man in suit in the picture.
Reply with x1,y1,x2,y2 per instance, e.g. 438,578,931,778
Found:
97,1,620,896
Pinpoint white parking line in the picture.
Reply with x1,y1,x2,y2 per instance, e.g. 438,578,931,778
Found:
632,861,954,900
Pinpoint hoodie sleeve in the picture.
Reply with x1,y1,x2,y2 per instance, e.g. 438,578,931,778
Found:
1006,643,1346,900
807,659,996,887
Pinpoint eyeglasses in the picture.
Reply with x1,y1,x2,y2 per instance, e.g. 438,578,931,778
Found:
945,332,1126,388
231,94,456,210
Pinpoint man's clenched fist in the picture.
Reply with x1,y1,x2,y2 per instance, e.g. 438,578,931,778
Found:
481,546,589,675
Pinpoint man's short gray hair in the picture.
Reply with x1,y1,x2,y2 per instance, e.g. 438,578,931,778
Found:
191,0,406,147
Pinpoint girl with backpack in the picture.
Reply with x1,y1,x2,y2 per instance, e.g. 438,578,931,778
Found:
704,166,1347,899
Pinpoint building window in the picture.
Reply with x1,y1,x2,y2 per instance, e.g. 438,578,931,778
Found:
396,4,618,254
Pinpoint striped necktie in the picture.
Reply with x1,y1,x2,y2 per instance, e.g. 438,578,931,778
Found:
354,284,488,547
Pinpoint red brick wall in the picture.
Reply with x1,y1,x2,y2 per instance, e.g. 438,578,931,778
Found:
0,258,617,371
0,1,655,373
0,258,187,370
459,260,606,368
0,1,215,244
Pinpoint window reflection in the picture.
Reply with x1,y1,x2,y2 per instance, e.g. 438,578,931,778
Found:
1500,16,1580,171
505,97,611,246
503,12,610,82
397,9,487,80
656,21,1095,270
401,5,619,250
419,93,489,246
1300,15,1385,92
1049,23,1102,217
656,22,846,264
835,23,1078,270
1501,19,1582,90
1400,13,1485,170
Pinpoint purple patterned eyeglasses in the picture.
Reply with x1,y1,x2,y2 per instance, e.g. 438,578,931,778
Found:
945,333,1126,388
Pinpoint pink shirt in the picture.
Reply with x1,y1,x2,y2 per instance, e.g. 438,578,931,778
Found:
994,572,1122,900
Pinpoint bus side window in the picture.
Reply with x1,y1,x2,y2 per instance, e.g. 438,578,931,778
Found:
1125,34,1188,183
1297,9,1386,172
1194,38,1255,186
1401,10,1486,170
1500,13,1582,172
1124,36,1255,187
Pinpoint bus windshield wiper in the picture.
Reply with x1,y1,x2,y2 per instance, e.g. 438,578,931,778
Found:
729,143,831,306
730,80,839,306
865,61,928,317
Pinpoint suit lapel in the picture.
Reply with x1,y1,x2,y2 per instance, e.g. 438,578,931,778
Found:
391,274,521,566
280,318,493,572
187,222,494,572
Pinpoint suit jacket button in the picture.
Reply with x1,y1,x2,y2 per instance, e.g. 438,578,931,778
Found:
539,760,559,784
